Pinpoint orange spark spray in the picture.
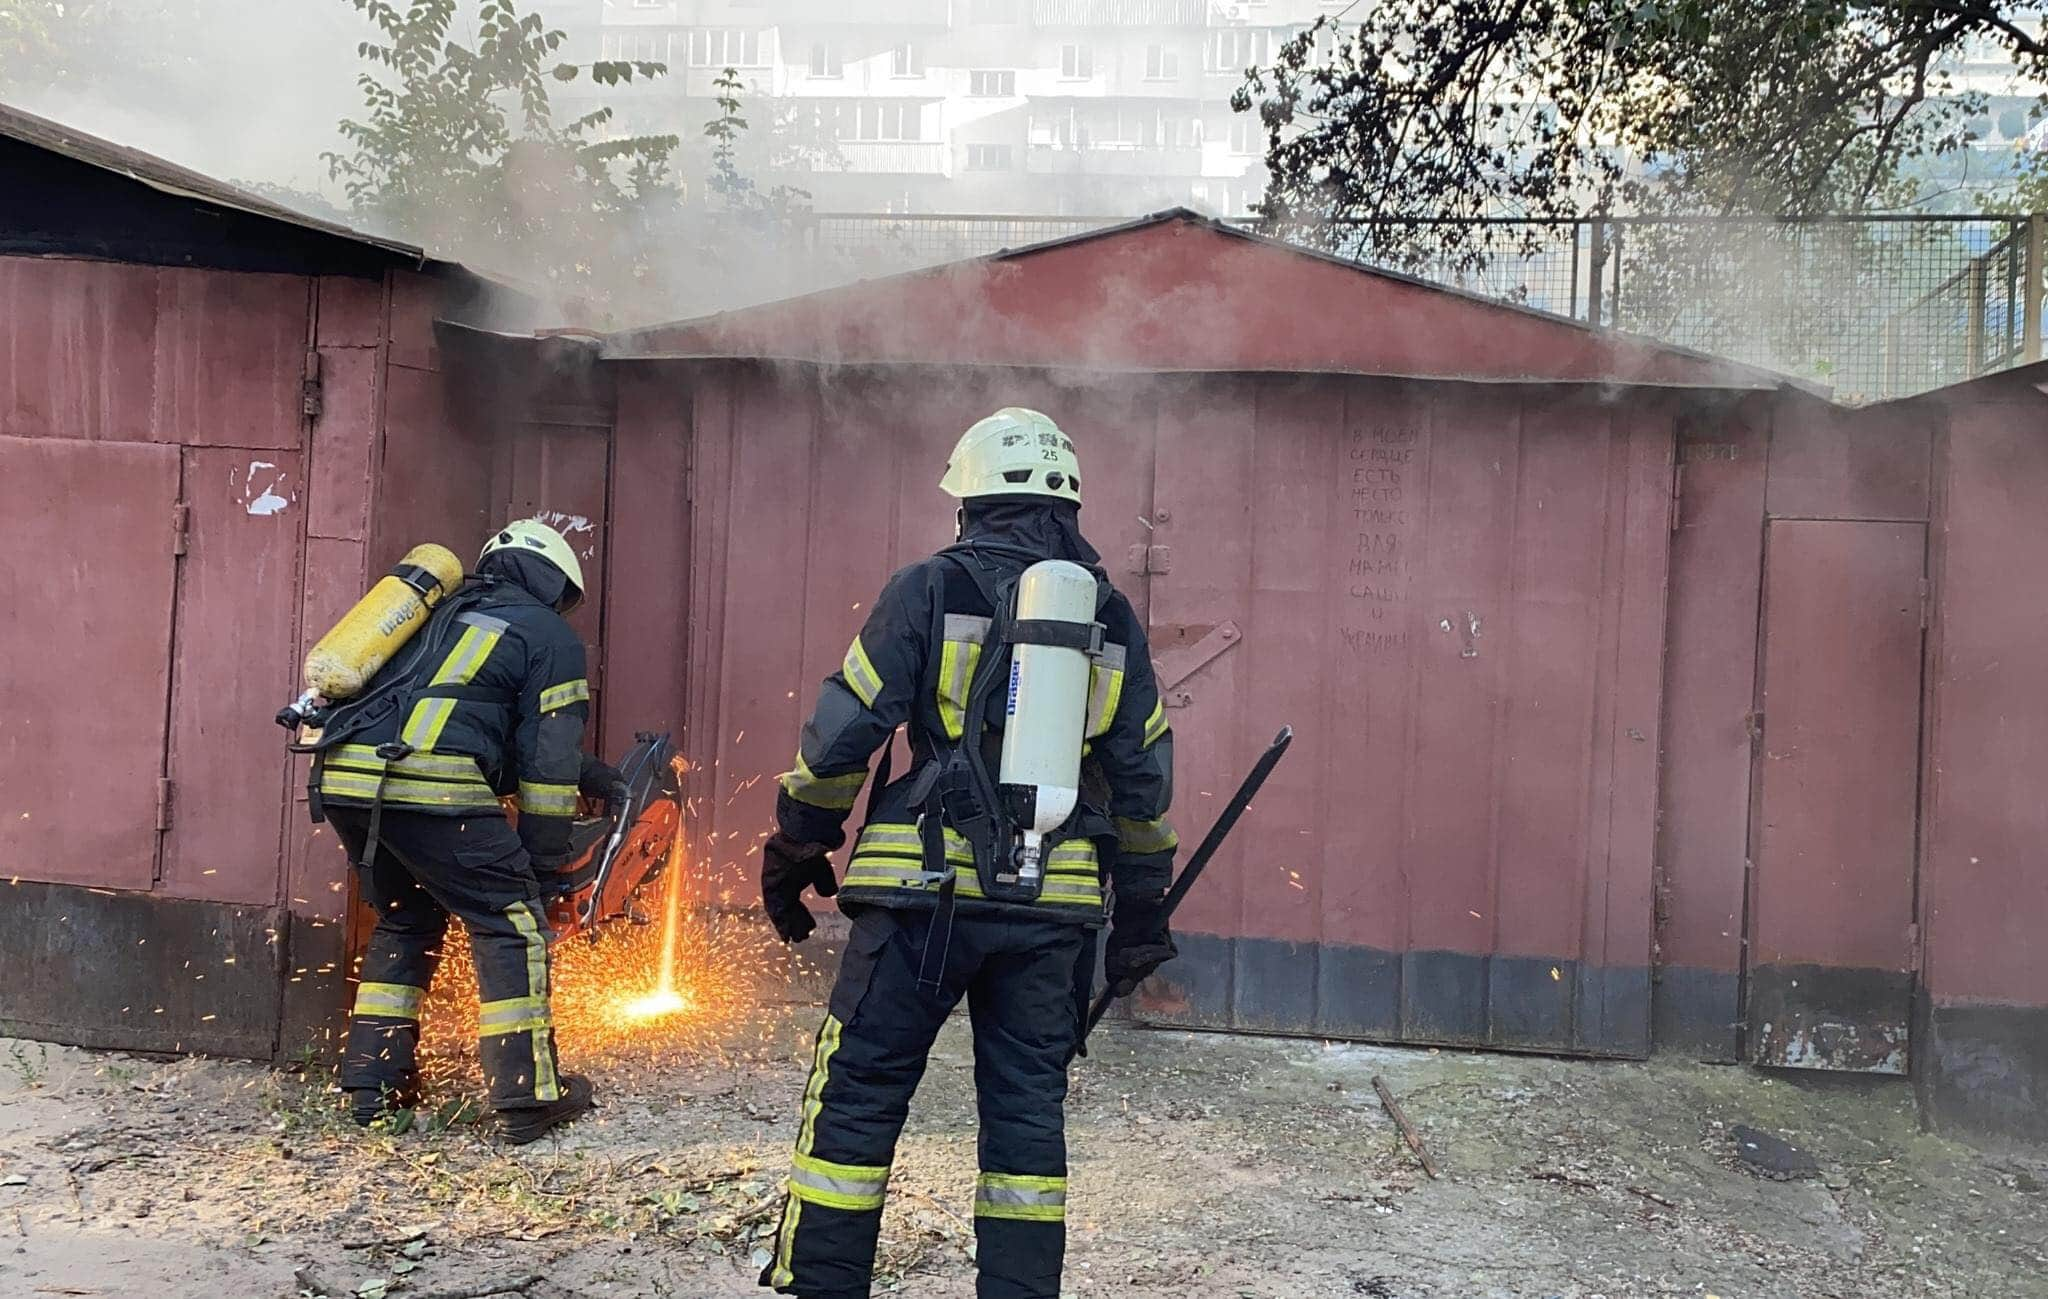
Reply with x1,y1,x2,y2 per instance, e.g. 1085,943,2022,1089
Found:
618,786,692,1021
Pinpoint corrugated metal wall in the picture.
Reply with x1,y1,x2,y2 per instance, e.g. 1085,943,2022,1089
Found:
1915,366,2048,1141
0,258,476,1059
1139,376,1672,1054
647,362,1674,1055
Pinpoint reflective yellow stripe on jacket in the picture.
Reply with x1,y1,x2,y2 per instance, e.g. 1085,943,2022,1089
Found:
317,743,497,810
841,823,1102,911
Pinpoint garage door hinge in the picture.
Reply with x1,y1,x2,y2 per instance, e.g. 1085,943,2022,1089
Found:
1125,544,1173,575
171,502,190,556
302,350,324,421
1904,921,1922,969
1919,578,1931,628
156,778,175,832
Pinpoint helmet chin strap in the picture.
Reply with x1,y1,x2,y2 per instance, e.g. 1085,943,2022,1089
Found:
955,506,966,542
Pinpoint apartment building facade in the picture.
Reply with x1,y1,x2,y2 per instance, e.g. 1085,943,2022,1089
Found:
540,0,1349,214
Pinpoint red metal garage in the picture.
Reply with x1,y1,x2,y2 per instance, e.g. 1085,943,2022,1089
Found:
10,106,2046,1144
0,106,512,1059
596,212,1791,1057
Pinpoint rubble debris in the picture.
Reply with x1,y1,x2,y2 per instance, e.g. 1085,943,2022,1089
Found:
1731,1124,1821,1181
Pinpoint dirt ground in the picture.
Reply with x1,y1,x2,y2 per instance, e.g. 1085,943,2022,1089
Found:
2,1010,2044,1299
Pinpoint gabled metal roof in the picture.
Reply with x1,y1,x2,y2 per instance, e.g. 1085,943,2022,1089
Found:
603,207,1810,392
0,100,430,266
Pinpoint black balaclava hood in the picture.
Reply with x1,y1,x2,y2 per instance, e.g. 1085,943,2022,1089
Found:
957,496,1102,568
478,547,579,612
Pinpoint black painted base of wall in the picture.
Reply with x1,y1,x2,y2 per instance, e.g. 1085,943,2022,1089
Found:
1747,962,1914,1073
1650,964,1742,1063
1919,994,2048,1146
0,879,345,1062
1136,931,1652,1057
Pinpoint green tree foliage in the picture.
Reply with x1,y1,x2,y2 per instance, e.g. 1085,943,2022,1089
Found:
324,0,680,317
1236,2,2048,270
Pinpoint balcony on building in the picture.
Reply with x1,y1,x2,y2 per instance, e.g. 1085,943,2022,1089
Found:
1025,142,1204,176
837,140,954,175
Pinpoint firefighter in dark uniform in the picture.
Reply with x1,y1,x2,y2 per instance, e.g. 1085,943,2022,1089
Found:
759,409,1180,1299
316,520,604,1144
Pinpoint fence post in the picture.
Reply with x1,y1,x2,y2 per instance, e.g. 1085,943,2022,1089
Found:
1586,218,1607,328
2026,213,2044,364
1967,257,1989,374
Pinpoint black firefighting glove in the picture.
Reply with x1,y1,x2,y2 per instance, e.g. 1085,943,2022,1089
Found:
579,756,629,811
1105,897,1177,997
761,833,839,944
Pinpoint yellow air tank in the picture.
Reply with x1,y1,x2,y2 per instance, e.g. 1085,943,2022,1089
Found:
302,543,465,700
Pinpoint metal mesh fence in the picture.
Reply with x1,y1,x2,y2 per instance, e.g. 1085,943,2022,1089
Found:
797,211,2042,400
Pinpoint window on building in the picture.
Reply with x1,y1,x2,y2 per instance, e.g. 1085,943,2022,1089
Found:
809,42,842,77
1228,116,1259,155
1206,28,1271,71
969,69,1016,97
687,28,765,68
892,43,923,77
966,143,1014,170
631,0,664,8
602,31,668,62
841,101,924,142
1138,112,1201,149
1060,44,1093,79
1144,45,1179,79
967,0,1021,21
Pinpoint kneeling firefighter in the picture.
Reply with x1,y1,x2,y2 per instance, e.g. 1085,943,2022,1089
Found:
309,520,610,1143
760,409,1180,1299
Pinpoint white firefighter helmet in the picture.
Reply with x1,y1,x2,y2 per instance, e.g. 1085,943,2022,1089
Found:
940,407,1082,505
479,519,586,602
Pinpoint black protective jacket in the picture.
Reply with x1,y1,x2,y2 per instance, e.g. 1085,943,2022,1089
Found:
776,500,1177,925
314,552,591,863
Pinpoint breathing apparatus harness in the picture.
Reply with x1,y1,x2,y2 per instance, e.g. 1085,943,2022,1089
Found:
902,540,1110,994
294,576,506,873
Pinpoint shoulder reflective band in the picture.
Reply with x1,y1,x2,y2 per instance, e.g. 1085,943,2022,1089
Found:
1085,642,1129,739
539,679,590,712
519,781,579,817
430,621,506,687
780,752,867,810
974,1172,1066,1221
1142,697,1170,747
1114,816,1179,855
788,1151,891,1211
351,981,424,1020
399,696,458,750
937,632,986,741
841,636,884,708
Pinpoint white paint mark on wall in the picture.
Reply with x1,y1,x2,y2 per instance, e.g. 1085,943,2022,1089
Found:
244,459,290,516
532,510,598,561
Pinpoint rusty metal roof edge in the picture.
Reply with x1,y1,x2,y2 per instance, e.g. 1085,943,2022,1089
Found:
582,350,1784,393
1857,357,2048,411
599,206,1816,395
0,99,436,268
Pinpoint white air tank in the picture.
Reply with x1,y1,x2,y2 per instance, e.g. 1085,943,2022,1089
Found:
999,560,1098,887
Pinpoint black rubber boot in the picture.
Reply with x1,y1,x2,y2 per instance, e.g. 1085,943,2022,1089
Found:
348,1081,421,1128
498,1074,596,1145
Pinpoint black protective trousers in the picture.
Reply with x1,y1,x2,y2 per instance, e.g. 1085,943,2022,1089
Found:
763,907,1087,1299
327,807,565,1111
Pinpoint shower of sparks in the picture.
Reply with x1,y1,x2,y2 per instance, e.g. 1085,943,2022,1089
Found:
416,755,819,1089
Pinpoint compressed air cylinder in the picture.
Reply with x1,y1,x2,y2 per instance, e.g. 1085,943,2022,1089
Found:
999,560,1098,881
301,543,465,700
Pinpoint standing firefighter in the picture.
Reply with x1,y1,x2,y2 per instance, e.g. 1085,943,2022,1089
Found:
314,520,604,1143
760,408,1180,1299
